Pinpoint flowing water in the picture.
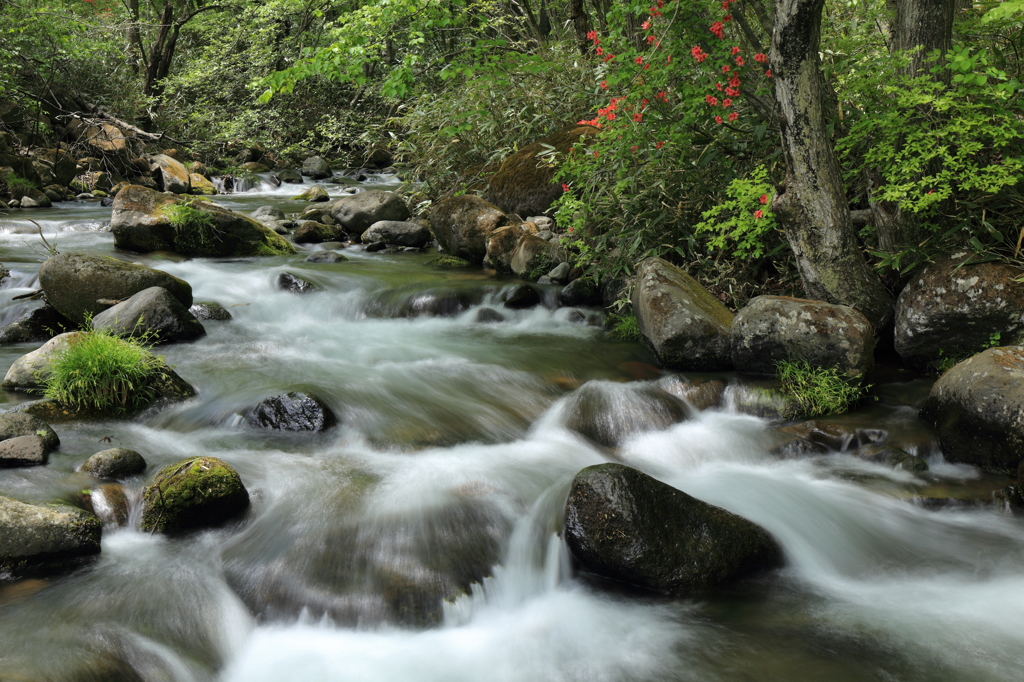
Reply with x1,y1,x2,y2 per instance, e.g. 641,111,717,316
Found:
2,180,1023,682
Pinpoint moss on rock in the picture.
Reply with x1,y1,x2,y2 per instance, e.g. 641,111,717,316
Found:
141,456,249,533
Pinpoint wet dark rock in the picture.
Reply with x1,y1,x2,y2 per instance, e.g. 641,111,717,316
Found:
564,463,783,594
778,420,886,452
426,256,471,269
363,284,486,319
140,456,249,533
301,156,332,180
361,220,431,248
895,255,1024,368
189,301,232,321
304,250,349,264
560,277,602,307
657,375,726,412
92,286,206,343
920,346,1024,474
731,296,874,378
0,494,102,577
547,262,571,283
563,381,689,448
475,307,505,323
277,169,302,183
292,222,347,244
429,195,509,265
853,443,928,472
83,483,131,527
770,433,830,457
0,303,73,344
0,413,60,449
79,448,147,479
993,484,1024,515
330,190,410,235
276,272,320,294
38,252,193,326
484,224,530,273
364,242,387,252
499,284,541,309
246,391,337,432
0,434,49,467
632,257,734,371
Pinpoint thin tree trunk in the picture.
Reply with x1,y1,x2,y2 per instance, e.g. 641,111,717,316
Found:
569,0,591,55
771,0,892,329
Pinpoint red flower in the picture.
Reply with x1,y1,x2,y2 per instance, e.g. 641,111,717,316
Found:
722,98,732,107
600,80,608,90
723,14,732,21
604,54,615,62
642,20,652,30
606,111,616,121
568,227,574,233
657,0,664,7
759,194,768,204
753,209,764,219
725,87,739,97
728,112,739,122
655,140,665,149
631,145,639,152
729,74,741,87
596,47,603,55
635,56,644,64
754,53,768,63
561,183,570,192
647,35,657,44
587,30,597,41
705,95,719,106
721,65,731,73
716,81,723,91
735,56,745,66
765,69,772,77
643,63,650,69
715,115,724,124
731,46,741,55
710,21,724,39
656,91,668,102
593,150,599,158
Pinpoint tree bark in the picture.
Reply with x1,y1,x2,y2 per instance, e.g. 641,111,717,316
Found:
569,0,591,55
770,0,892,329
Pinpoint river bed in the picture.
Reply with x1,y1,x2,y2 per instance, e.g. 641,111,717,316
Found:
1,182,1023,682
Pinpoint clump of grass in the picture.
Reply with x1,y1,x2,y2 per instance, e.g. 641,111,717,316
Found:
776,359,869,418
3,172,37,199
608,313,642,342
165,200,221,255
43,327,164,415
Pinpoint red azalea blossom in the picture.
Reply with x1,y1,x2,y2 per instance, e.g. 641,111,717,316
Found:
721,65,731,73
728,112,739,122
561,183,570,192
754,53,768,63
569,227,574,233
725,87,739,97
753,209,764,219
596,47,603,55
593,150,599,158
765,69,772,77
705,95,718,105
723,14,732,21
716,82,723,91
649,7,662,17
656,91,668,101
600,80,608,89
715,115,724,124
642,20,652,30
657,0,663,7
735,56,745,66
635,56,644,64
710,21,724,39
655,140,665,149
604,54,615,62
731,46,741,55
587,30,597,41
643,63,650,69
759,194,768,204
722,98,732,107
729,74,741,87
606,111,616,120
631,145,639,152
666,54,672,63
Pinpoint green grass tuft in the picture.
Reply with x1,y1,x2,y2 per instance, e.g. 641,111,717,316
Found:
775,359,869,418
43,327,165,415
3,172,37,200
608,313,642,342
165,201,221,255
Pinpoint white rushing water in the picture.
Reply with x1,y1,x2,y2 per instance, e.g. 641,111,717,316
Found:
1,190,1023,682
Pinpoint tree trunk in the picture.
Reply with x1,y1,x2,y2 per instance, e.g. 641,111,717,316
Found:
770,0,892,329
569,0,591,55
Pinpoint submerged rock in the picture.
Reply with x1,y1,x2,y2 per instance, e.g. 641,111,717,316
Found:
632,257,734,371
564,464,782,594
92,286,206,342
79,448,147,479
38,252,193,326
304,250,349,264
562,381,689,448
425,256,471,269
0,495,102,577
189,301,233,321
246,392,337,432
276,272,320,294
140,456,249,533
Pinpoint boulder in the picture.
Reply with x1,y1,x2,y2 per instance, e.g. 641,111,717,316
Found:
293,222,348,244
304,251,349,264
148,154,191,194
0,495,102,577
292,185,330,202
563,464,782,594
189,173,217,195
560,277,602,307
110,185,295,257
562,382,688,448
895,256,1024,367
731,296,875,378
38,251,192,325
277,169,303,184
0,435,49,467
84,483,130,527
632,257,734,371
2,332,81,391
189,301,232,321
425,256,471,269
18,188,52,208
79,448,147,479
330,190,411,235
91,286,206,343
657,375,726,411
0,303,72,344
276,272,320,294
429,195,509,265
250,205,286,225
65,119,140,163
245,392,337,432
0,413,60,449
510,234,564,280
301,156,332,180
499,284,541,309
919,346,1024,474
361,220,431,248
484,225,530,273
140,456,249,533
240,162,270,173
483,125,597,216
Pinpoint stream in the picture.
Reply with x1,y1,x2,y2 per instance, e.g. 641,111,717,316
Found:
2,178,1024,682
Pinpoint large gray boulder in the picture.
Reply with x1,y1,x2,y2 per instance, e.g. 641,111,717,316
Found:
110,185,296,257
2,332,81,391
919,346,1024,474
732,296,874,378
301,156,331,180
361,220,431,248
0,413,59,449
632,257,734,370
330,190,411,235
564,464,782,594
250,205,286,225
140,456,249,533
895,256,1024,367
38,252,193,325
149,154,191,194
0,495,102,577
92,286,206,343
0,435,49,467
429,195,509,265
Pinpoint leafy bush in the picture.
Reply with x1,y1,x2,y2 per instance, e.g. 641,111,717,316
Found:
43,328,164,415
775,360,869,418
164,202,221,255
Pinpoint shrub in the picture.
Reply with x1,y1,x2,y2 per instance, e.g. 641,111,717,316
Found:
775,360,869,418
43,328,164,415
2,172,37,200
164,201,221,255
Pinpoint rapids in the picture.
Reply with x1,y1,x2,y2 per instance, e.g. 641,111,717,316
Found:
1,181,1023,682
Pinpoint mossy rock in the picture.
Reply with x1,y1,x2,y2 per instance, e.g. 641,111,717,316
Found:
426,256,471,269
141,456,249,533
0,495,102,577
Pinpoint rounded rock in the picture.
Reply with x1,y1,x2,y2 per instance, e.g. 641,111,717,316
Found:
80,448,147,479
